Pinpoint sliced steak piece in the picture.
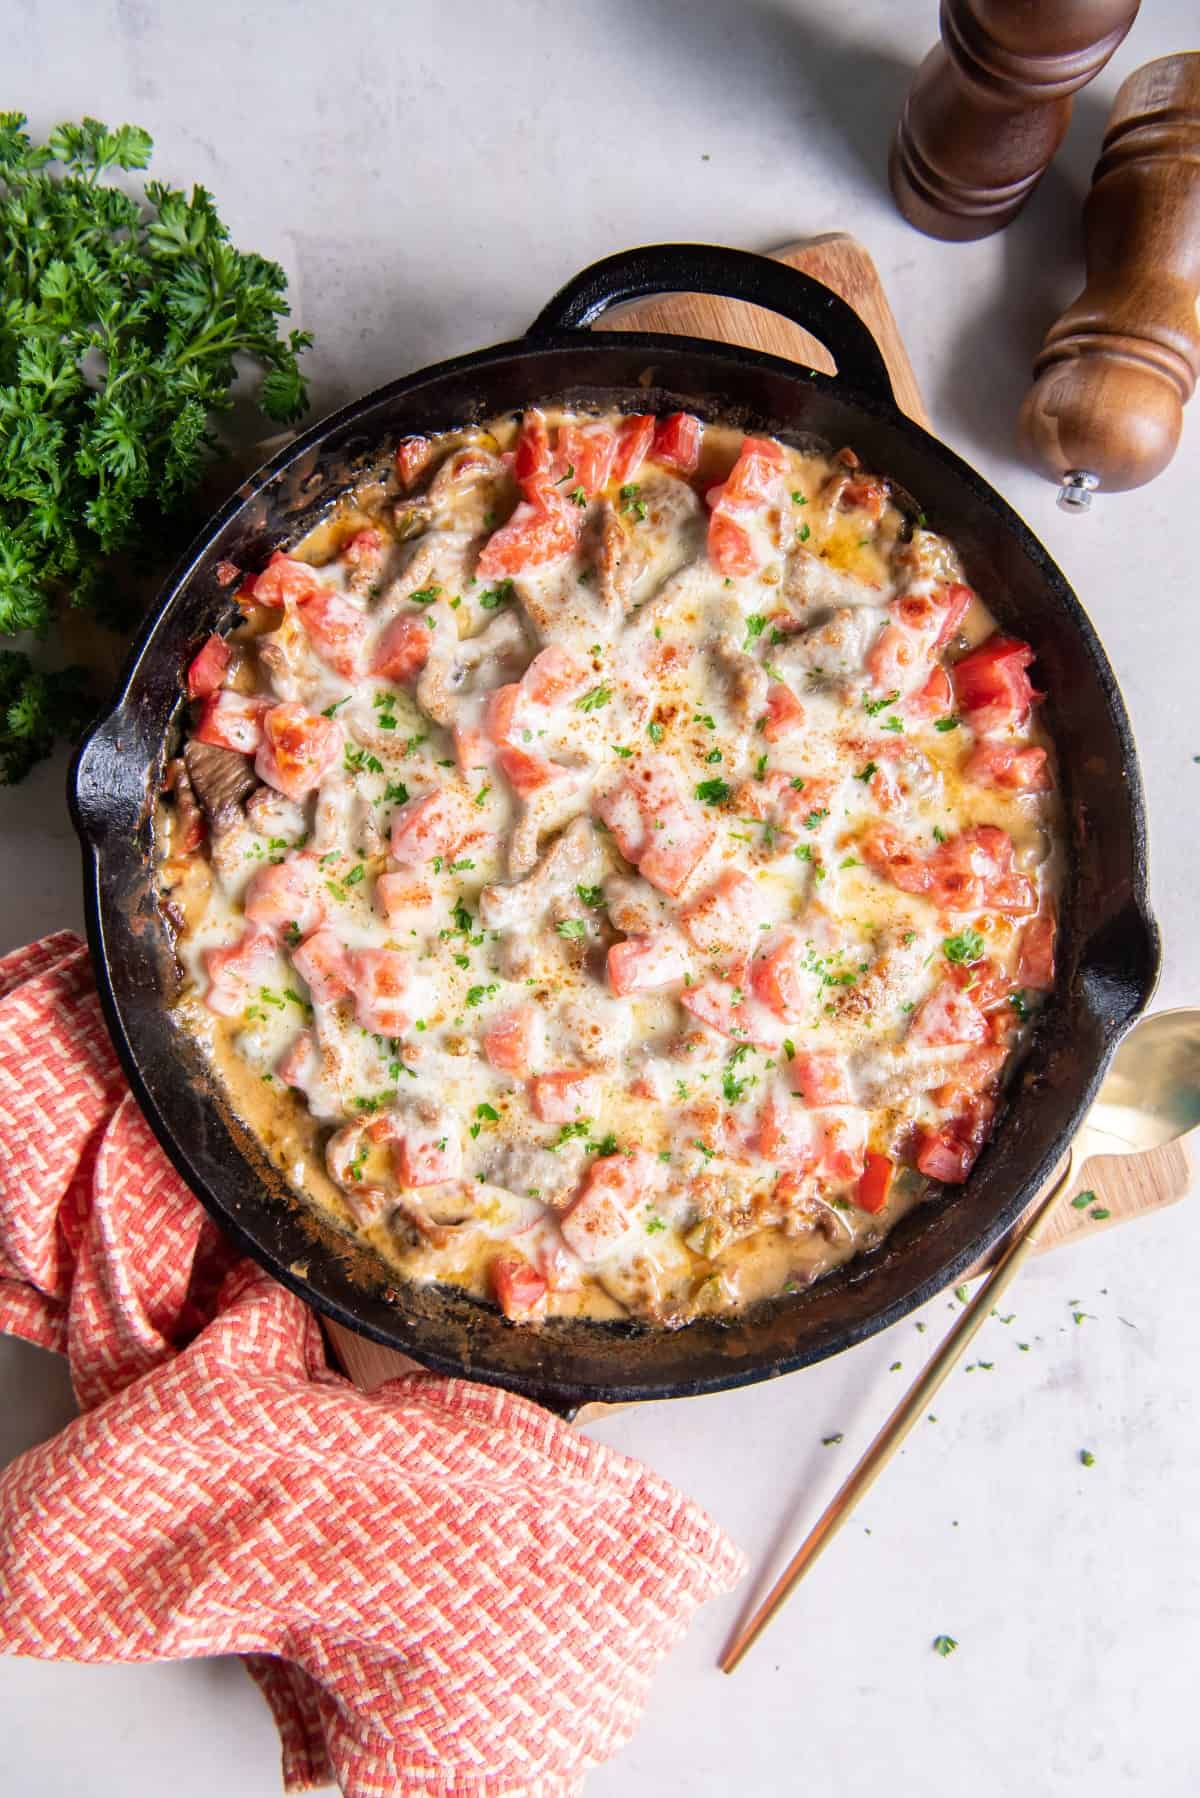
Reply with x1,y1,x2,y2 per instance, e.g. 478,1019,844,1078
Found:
183,738,259,828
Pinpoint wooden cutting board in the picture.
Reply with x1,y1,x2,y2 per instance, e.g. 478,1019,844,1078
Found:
327,233,1191,1398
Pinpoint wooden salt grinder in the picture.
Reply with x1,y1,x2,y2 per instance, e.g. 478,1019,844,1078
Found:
1019,54,1200,510
890,0,1140,241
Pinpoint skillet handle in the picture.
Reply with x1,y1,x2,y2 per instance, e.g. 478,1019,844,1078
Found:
526,243,895,408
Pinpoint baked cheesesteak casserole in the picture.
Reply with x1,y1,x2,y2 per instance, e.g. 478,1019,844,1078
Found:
158,406,1060,1328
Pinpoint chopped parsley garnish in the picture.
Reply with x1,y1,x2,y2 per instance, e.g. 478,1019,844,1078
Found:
611,744,632,758
934,716,960,733
1070,1190,1096,1210
796,522,811,543
408,585,441,605
722,1045,754,1104
705,748,722,764
474,783,491,808
576,684,612,712
550,1120,591,1147
588,1131,620,1158
344,745,384,775
465,983,498,1007
1009,990,1029,1019
479,579,515,610
322,695,350,717
695,778,731,805
647,720,664,744
1080,1449,1095,1467
803,808,829,829
822,1432,844,1446
619,483,647,520
449,857,474,872
343,863,365,887
791,491,807,505
383,779,410,805
755,753,768,780
743,613,767,648
794,843,812,862
943,928,985,965
576,884,604,908
855,761,878,783
863,689,900,716
569,485,588,507
283,921,302,948
644,1214,667,1234
790,776,806,790
556,918,587,939
932,1636,958,1658
880,714,904,733
347,1142,368,1181
782,1038,795,1060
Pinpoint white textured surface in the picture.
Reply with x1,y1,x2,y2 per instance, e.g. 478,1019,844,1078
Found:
3,2,1199,1793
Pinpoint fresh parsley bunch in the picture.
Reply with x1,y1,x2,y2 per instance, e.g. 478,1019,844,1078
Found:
0,113,313,780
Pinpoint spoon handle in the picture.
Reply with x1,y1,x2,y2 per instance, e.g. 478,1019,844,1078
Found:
718,1148,1079,1673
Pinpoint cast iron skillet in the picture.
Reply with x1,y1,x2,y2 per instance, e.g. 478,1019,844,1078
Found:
69,243,1159,1410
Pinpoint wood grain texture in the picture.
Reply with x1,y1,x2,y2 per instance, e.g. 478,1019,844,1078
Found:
327,234,1191,1400
599,234,928,428
888,0,1141,241
1019,53,1200,494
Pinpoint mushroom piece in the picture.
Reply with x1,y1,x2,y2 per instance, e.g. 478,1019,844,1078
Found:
183,739,259,829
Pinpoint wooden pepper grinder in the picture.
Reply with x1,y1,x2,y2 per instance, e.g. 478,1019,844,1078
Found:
890,0,1140,240
1020,53,1200,510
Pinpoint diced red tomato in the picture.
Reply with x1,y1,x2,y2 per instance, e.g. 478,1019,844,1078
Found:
933,582,973,648
915,1126,977,1184
593,776,648,861
680,980,784,1050
291,930,353,1005
371,614,433,682
484,1004,544,1078
485,683,521,747
529,1070,601,1125
838,476,888,519
374,873,432,924
453,722,493,775
953,635,1039,734
296,585,368,679
650,411,702,473
491,1254,548,1320
250,550,323,609
194,690,266,755
203,928,276,1017
519,644,590,709
750,931,812,1022
856,1150,894,1213
756,1088,816,1170
559,1150,654,1264
276,1029,316,1090
680,869,764,957
859,824,932,896
762,681,805,742
187,633,231,700
513,409,552,490
610,414,656,486
341,527,384,568
349,947,422,1035
925,825,1033,915
554,421,616,496
964,741,1052,793
1018,912,1056,990
607,934,689,996
707,510,757,578
790,1050,854,1106
243,854,325,938
812,1108,868,1181
389,789,472,866
720,436,787,508
639,814,715,899
477,489,582,577
865,622,921,694
906,665,953,720
908,981,988,1048
395,436,433,489
255,703,342,800
395,1118,462,1188
496,745,573,798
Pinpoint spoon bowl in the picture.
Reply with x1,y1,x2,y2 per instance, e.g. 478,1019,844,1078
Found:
1084,1007,1200,1158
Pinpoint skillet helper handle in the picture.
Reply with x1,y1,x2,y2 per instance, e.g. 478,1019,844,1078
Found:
1019,53,1200,508
526,243,896,409
718,1145,1081,1675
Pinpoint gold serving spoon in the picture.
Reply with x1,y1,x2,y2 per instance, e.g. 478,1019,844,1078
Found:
720,1007,1200,1674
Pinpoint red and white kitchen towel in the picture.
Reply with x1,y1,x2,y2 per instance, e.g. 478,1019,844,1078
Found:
0,933,745,1796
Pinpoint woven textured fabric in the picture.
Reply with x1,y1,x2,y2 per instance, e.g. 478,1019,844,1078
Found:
0,934,745,1796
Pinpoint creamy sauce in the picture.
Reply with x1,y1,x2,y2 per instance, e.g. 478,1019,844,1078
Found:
159,408,1061,1327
